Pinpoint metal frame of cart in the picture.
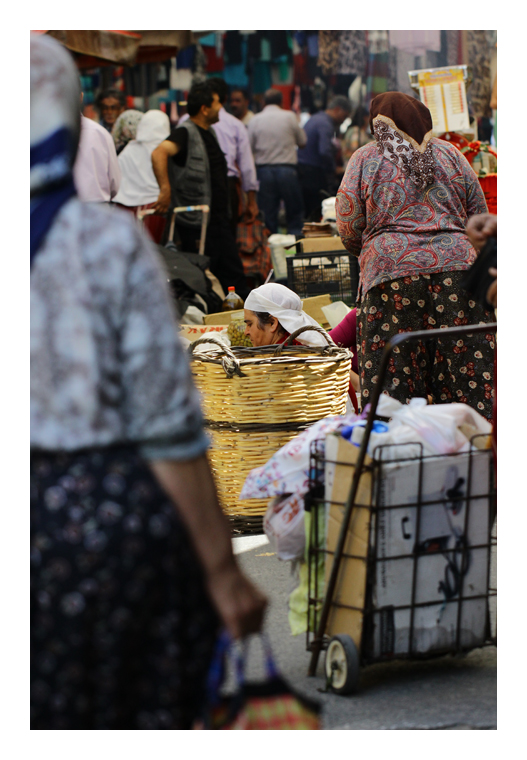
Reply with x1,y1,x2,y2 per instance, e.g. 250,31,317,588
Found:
305,323,497,693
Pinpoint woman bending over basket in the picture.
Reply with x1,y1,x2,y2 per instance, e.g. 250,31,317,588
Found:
244,283,360,411
243,283,331,347
335,92,496,419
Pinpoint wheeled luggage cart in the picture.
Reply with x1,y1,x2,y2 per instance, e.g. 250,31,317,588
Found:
305,323,497,693
137,204,210,253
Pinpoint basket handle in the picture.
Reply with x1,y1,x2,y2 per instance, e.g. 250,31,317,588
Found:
275,325,335,353
189,335,246,378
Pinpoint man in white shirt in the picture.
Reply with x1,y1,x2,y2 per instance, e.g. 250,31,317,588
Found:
73,115,121,202
248,89,307,237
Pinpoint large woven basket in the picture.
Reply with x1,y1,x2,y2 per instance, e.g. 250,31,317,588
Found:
189,327,352,524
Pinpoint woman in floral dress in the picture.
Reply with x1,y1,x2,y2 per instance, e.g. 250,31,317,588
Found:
30,34,266,730
336,92,495,418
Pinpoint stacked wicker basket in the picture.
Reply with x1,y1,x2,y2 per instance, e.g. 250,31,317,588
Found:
189,327,352,533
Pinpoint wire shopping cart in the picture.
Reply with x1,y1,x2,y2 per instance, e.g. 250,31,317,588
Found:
305,323,497,693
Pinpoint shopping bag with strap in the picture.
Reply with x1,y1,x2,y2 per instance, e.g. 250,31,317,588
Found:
236,211,272,283
202,630,321,730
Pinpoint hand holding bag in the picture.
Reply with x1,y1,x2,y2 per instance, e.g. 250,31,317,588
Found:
201,631,321,730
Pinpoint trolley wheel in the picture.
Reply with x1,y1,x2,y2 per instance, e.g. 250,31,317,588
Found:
325,635,360,694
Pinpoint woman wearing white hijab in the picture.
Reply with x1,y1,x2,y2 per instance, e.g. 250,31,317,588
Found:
243,283,330,347
113,109,171,242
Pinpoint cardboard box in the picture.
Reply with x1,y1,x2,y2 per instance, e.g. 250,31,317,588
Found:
179,324,227,342
370,450,491,658
300,236,347,254
322,435,492,658
203,293,334,329
202,310,243,326
324,434,373,648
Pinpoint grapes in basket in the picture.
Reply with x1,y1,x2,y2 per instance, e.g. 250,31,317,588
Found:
227,320,253,347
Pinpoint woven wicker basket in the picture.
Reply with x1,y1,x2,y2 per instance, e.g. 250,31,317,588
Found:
189,326,352,520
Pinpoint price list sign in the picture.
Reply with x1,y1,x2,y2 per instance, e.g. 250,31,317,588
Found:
418,68,470,133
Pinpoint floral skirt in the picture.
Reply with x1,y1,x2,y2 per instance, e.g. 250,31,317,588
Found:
357,271,496,419
30,446,218,729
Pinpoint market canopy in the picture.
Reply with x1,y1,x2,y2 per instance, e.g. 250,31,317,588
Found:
33,30,213,67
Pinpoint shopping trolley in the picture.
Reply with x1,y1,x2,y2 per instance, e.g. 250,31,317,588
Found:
305,323,497,693
137,204,210,253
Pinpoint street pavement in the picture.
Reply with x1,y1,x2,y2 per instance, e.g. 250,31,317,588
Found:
232,532,497,730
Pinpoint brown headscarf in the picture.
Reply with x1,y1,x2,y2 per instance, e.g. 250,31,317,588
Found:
369,92,433,145
369,92,436,190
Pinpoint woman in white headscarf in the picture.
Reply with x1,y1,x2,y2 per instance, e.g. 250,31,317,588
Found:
243,283,330,347
113,109,171,242
30,33,266,730
111,108,143,154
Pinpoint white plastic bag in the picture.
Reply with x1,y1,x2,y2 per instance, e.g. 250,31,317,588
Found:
390,401,491,455
360,397,491,460
264,494,306,561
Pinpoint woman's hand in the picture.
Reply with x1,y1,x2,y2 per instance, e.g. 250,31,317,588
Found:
466,213,497,250
148,455,268,640
206,564,268,639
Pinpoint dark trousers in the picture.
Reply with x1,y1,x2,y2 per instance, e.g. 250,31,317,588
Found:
256,164,304,238
227,176,241,238
176,217,249,301
297,163,329,222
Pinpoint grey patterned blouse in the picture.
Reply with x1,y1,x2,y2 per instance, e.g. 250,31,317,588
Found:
30,199,209,461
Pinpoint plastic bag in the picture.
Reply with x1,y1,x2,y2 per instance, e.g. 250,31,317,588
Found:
201,631,321,730
288,506,326,636
240,412,361,499
264,494,306,561
389,400,491,455
355,397,492,460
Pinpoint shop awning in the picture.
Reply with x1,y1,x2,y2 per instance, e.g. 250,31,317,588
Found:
33,30,213,67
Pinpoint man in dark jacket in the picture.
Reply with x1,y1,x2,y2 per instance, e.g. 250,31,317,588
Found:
152,81,248,299
297,96,351,221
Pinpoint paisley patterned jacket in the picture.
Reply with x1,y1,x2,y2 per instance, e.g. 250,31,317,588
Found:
335,138,487,298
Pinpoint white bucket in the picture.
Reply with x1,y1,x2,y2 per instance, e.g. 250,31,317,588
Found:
268,233,296,281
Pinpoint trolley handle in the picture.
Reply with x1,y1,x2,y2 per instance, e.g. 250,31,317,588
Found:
137,206,210,256
137,204,210,219
307,320,497,677
168,205,210,255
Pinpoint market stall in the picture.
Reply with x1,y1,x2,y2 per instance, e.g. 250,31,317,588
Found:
409,64,497,212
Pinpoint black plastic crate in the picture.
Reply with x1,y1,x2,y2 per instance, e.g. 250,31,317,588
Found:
286,251,359,307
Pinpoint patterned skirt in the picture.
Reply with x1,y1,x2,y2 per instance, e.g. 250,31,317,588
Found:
30,446,218,729
357,271,496,420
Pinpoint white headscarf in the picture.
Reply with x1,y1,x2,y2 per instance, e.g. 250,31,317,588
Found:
244,283,330,347
113,109,170,207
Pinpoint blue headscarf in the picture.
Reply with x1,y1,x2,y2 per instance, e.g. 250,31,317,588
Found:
30,34,80,266
30,128,76,265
